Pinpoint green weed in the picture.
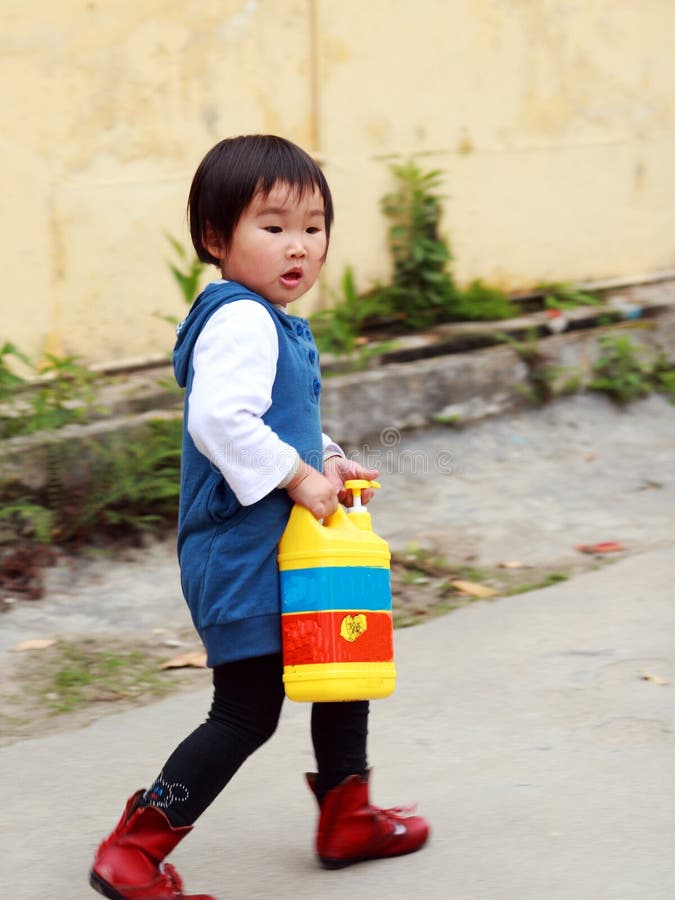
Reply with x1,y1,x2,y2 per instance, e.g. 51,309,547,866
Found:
539,283,601,311
311,267,385,355
376,160,459,329
651,353,675,402
589,334,673,406
164,232,206,306
50,418,182,543
0,350,102,439
0,342,31,397
312,161,515,353
0,500,54,545
504,329,581,406
447,279,516,322
506,572,569,595
433,412,462,427
36,640,176,714
0,418,182,548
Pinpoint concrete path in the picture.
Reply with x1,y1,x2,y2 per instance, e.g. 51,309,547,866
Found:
1,393,674,899
2,551,674,899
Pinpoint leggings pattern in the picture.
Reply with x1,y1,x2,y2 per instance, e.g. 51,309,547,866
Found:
142,653,369,826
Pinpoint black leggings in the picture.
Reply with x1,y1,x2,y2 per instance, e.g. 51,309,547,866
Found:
140,653,369,827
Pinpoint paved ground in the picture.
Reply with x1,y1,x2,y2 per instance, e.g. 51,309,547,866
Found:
1,393,674,899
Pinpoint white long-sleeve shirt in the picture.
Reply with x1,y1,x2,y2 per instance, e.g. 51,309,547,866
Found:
187,296,342,507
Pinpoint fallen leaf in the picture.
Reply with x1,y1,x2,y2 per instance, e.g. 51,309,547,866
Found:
91,689,128,702
498,560,529,570
637,480,663,491
159,650,207,670
11,638,57,652
575,542,625,555
641,672,669,686
449,580,498,599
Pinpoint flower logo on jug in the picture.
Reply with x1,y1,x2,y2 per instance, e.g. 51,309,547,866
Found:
340,614,368,643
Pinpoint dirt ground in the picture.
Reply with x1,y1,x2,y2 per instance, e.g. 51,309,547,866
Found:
0,553,602,746
2,392,673,746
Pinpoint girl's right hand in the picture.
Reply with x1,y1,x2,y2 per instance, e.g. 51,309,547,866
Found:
286,461,339,519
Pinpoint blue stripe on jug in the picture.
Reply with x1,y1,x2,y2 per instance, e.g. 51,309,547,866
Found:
280,566,391,614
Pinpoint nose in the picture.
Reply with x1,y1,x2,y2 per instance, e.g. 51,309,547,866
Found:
287,234,307,258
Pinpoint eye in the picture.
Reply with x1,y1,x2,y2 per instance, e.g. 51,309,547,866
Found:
264,225,282,234
306,226,322,234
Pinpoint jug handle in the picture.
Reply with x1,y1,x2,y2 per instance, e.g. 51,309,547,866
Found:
322,504,350,529
289,502,349,529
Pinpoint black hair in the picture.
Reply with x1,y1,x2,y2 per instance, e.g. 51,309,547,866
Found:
187,134,334,266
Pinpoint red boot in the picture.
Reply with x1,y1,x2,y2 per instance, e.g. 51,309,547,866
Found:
89,790,216,899
306,771,430,869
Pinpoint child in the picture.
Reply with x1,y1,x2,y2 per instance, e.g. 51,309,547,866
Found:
89,135,429,900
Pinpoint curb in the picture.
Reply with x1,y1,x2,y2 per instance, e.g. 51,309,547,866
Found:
1,295,674,490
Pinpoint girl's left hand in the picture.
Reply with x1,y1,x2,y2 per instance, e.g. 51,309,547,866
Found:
323,457,380,507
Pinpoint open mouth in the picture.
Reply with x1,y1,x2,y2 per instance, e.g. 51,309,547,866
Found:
281,268,303,286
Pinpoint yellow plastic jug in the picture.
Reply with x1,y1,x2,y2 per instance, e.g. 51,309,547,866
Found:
278,480,396,702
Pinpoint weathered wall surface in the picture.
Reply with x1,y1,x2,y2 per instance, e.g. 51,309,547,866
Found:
319,1,675,295
2,0,674,366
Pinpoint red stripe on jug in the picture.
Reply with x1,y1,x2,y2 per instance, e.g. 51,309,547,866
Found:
282,610,393,666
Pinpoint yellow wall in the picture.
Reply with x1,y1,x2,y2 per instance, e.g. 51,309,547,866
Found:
2,0,674,366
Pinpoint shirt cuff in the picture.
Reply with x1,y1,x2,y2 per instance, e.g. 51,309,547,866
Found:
276,450,301,488
322,434,345,463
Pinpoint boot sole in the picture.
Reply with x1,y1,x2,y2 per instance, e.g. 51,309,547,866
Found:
319,855,357,870
89,869,123,899
319,839,428,869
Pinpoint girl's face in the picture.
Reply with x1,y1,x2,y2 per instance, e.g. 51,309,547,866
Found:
216,182,328,307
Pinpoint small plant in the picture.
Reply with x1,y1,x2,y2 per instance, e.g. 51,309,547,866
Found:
433,412,462,427
0,348,102,439
0,339,181,552
545,572,569,585
589,334,654,406
374,160,459,330
28,355,100,433
38,640,175,714
504,329,580,406
311,267,383,355
165,233,206,306
52,418,182,543
312,161,516,352
448,279,516,321
0,342,31,397
0,499,54,545
590,335,675,406
0,343,30,437
372,161,517,326
539,283,601,311
651,353,675,403
0,418,182,550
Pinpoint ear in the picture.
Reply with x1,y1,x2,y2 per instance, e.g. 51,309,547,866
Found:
202,223,224,263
